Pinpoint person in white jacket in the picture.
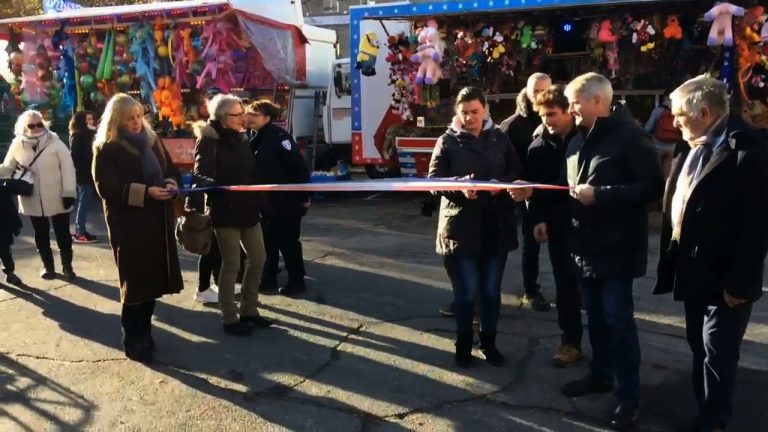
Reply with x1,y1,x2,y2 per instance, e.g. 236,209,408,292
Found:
2,110,78,280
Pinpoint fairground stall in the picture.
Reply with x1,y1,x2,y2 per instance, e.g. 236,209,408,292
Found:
0,0,336,169
349,0,768,177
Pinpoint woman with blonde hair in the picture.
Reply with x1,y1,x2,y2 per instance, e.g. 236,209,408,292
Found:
93,93,183,363
2,110,77,280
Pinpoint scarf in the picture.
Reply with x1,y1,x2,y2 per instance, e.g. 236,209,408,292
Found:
121,129,164,187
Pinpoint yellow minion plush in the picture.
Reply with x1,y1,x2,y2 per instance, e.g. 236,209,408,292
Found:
356,32,380,77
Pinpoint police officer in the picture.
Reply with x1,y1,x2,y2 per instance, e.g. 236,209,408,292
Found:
246,100,310,296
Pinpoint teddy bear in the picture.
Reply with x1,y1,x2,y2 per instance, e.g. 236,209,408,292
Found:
704,2,746,47
663,15,683,40
598,19,617,43
410,19,443,86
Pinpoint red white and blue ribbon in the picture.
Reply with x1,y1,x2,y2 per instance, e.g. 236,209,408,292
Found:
179,179,568,194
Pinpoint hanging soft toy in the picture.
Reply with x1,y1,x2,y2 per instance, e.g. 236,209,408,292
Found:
356,32,380,76
597,19,619,78
632,19,656,52
663,16,683,40
411,20,443,86
704,2,745,47
195,20,241,93
738,6,763,45
520,25,533,49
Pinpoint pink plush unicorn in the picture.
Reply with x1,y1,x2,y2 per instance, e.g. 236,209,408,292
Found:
410,20,443,85
704,2,745,47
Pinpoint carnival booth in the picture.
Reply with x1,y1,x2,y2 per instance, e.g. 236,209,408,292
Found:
350,0,768,177
0,0,335,168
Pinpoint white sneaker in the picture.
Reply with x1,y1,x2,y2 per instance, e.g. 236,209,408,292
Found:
194,288,219,303
234,283,242,295
210,284,219,293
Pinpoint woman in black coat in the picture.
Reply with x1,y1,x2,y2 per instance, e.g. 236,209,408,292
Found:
428,87,522,368
69,110,98,243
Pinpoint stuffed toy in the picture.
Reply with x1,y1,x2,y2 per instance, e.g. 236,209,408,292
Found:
632,19,656,52
588,21,600,41
520,25,533,49
606,44,619,78
467,40,484,80
487,32,506,62
598,19,617,43
411,20,443,85
738,5,763,44
704,2,745,47
663,15,683,40
543,33,554,55
762,14,768,42
356,32,380,76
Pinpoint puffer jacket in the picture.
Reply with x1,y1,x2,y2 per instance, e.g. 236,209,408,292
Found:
193,121,262,228
2,130,77,217
428,117,522,256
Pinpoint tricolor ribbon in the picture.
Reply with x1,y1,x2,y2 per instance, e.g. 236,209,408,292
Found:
178,179,568,194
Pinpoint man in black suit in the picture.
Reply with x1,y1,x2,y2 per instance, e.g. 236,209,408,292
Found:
655,76,768,432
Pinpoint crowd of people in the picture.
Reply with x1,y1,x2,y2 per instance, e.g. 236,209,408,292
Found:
428,73,767,432
0,71,766,432
0,91,311,360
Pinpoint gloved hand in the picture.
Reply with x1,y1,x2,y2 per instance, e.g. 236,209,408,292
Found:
62,197,75,208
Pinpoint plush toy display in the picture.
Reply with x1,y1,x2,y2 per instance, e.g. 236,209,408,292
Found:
663,15,683,40
356,32,380,77
411,20,444,86
704,2,745,47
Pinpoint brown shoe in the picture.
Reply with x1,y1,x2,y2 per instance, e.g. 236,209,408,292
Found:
553,344,583,368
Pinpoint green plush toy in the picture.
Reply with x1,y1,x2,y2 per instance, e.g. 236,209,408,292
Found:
521,25,533,49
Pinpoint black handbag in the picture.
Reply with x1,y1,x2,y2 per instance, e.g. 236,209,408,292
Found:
7,146,48,197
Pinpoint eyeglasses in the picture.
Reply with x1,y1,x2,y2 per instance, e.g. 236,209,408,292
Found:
28,122,45,130
227,112,245,118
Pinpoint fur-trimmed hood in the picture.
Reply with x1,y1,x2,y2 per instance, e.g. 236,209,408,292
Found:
193,121,219,140
447,115,496,137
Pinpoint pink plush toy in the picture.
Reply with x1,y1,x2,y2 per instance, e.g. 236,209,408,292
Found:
704,2,745,47
410,19,443,85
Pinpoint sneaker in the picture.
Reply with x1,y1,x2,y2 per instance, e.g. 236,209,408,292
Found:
194,288,219,303
223,321,253,337
234,283,242,295
438,302,454,317
5,273,23,286
279,278,306,297
553,344,583,368
561,374,614,398
72,233,98,244
240,315,273,328
522,292,552,311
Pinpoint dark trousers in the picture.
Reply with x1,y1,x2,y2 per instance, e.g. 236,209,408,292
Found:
29,213,73,267
0,245,14,275
548,234,582,348
684,300,752,429
521,207,541,295
121,300,156,346
262,213,305,280
445,254,508,336
580,277,641,404
198,234,221,292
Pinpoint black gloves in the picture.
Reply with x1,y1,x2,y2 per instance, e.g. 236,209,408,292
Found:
62,197,75,208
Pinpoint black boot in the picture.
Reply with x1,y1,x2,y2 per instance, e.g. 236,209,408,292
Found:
140,301,156,351
121,304,153,363
455,332,474,368
60,248,77,280
479,331,506,366
279,277,307,297
259,273,279,292
39,248,56,280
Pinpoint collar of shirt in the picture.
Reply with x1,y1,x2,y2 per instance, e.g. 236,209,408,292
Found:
688,114,728,151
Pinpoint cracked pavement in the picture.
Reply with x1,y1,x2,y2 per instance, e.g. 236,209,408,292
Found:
0,193,767,431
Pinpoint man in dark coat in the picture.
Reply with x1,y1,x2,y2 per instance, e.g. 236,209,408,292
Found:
561,73,664,430
246,100,310,297
525,85,584,369
0,172,23,286
499,73,552,311
654,76,768,432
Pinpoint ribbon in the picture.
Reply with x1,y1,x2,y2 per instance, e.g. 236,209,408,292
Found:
178,179,568,194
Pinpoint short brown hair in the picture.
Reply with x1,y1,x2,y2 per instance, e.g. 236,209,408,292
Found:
248,99,282,121
534,84,569,113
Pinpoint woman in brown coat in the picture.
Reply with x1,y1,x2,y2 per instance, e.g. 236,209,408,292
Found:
93,93,184,363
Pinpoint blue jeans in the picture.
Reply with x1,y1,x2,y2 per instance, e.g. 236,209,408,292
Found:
75,184,95,235
580,277,641,404
444,254,508,336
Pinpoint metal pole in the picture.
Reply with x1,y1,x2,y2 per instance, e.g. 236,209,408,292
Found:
309,89,321,173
